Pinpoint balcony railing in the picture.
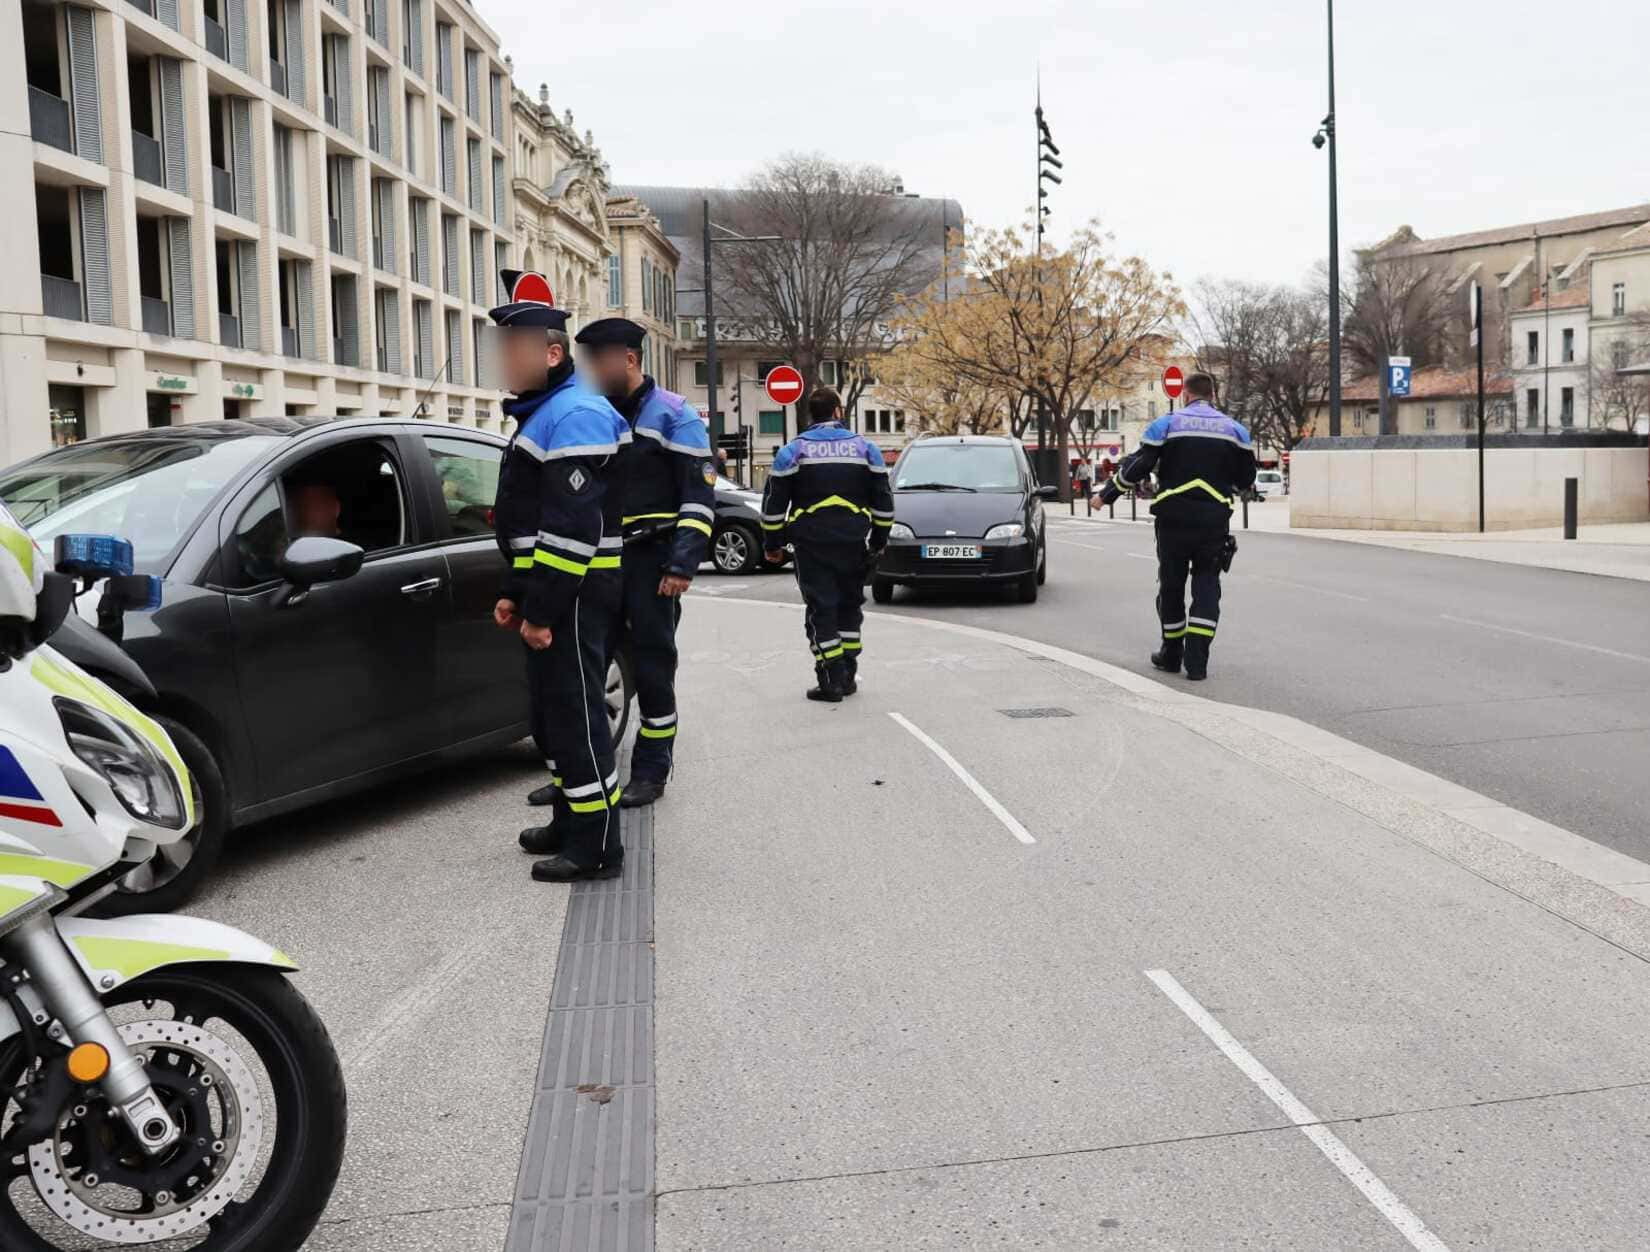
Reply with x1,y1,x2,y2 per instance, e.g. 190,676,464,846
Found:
281,326,299,357
140,296,171,335
28,87,73,153
219,312,241,348
41,275,83,321
269,60,288,98
211,165,234,212
132,130,163,186
203,17,227,61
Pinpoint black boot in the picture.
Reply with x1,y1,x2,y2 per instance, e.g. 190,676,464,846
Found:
620,778,665,808
531,853,622,882
1151,642,1183,674
840,656,858,696
519,824,560,855
806,660,845,703
1183,637,1210,682
527,781,559,806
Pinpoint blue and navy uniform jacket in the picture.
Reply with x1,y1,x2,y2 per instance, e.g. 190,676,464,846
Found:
1114,401,1257,528
614,377,717,578
759,421,895,552
493,373,631,628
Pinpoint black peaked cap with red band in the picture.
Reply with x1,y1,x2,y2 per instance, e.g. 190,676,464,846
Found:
489,269,570,329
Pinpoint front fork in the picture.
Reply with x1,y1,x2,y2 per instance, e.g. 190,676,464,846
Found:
3,913,180,1155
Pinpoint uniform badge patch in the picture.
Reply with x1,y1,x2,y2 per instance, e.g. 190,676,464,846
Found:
563,466,589,494
701,461,717,486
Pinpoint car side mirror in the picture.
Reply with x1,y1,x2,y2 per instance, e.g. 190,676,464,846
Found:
1034,485,1060,501
277,536,363,590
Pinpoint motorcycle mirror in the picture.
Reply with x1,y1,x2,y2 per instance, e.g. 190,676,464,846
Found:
29,571,74,648
55,533,135,581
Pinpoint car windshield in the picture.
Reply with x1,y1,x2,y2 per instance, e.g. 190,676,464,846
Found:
893,445,1022,493
0,436,280,572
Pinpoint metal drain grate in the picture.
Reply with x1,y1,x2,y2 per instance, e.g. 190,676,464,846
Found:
998,706,1076,719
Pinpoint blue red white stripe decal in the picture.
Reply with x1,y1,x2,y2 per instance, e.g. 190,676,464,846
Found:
0,747,59,827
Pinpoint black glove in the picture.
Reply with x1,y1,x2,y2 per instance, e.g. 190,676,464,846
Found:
1220,535,1238,572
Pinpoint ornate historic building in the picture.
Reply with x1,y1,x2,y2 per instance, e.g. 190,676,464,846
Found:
508,81,611,333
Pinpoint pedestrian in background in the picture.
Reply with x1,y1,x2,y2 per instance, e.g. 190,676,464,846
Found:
572,316,715,808
1096,371,1254,681
488,270,631,881
760,387,894,702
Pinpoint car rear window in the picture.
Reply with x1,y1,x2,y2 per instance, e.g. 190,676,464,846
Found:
0,436,279,571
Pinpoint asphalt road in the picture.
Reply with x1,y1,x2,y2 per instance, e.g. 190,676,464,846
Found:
708,514,1650,861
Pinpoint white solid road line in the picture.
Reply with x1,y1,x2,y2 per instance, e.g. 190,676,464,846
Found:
1124,552,1155,562
1049,537,1108,553
888,711,1036,845
1440,614,1650,665
1145,969,1452,1252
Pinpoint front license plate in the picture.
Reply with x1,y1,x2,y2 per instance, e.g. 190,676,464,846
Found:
921,544,980,559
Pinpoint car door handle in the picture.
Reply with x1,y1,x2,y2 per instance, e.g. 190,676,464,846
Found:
400,577,443,597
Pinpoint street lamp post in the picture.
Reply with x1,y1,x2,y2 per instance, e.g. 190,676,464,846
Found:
685,196,780,444
1314,0,1342,437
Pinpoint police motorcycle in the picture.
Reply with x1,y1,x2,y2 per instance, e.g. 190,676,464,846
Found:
0,512,346,1249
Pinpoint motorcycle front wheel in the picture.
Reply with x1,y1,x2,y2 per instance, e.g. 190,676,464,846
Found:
0,967,347,1251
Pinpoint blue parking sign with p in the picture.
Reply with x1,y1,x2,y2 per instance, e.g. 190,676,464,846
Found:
1389,359,1412,397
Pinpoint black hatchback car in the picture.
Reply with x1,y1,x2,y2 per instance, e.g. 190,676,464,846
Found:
871,435,1057,604
0,418,632,912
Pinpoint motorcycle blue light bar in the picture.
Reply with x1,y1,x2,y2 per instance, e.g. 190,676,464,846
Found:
54,534,135,579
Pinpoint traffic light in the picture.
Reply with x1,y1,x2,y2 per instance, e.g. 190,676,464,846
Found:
1037,105,1062,223
731,370,743,424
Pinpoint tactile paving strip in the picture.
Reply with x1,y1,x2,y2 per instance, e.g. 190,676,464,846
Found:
506,807,655,1252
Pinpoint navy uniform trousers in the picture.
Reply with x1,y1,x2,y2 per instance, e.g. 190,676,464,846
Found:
528,577,623,870
610,533,681,783
1154,519,1225,664
792,541,867,667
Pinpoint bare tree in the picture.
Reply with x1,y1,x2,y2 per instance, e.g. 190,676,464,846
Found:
1342,253,1454,375
1188,279,1329,453
1591,316,1650,431
717,155,936,417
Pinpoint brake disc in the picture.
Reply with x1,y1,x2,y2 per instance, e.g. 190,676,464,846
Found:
25,1016,266,1244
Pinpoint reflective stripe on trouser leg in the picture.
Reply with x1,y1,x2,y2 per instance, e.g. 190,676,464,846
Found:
622,542,679,782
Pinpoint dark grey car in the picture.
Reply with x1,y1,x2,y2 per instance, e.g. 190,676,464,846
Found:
0,417,632,912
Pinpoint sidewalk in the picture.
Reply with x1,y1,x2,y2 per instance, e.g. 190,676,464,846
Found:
645,596,1650,1250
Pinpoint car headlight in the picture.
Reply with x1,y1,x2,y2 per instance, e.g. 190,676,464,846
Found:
888,522,916,541
54,698,186,829
983,522,1025,541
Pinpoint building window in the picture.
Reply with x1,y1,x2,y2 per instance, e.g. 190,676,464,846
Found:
693,360,723,387
893,409,905,433
1526,388,1540,427
1526,330,1539,366
756,361,783,382
1148,400,1158,420
607,254,620,307
819,360,838,386
758,410,784,435
1424,405,1436,431
1561,328,1575,363
641,334,652,376
1612,339,1630,369
1560,387,1574,427
1613,282,1627,317
641,257,652,314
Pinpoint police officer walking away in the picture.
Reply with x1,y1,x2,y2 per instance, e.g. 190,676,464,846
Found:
1097,371,1255,681
488,270,632,881
760,387,895,702
571,316,715,807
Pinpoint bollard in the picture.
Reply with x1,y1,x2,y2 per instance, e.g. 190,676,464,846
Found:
1069,493,1075,516
1130,490,1136,521
1086,490,1092,516
1564,476,1578,540
1242,493,1249,530
1108,496,1115,519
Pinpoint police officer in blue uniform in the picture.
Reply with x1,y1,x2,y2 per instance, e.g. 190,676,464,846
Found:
1097,371,1255,681
488,270,632,881
571,316,715,807
760,387,895,702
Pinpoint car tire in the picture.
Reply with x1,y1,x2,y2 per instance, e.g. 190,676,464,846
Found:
871,577,895,605
712,523,761,575
608,651,634,744
95,715,228,917
1036,540,1047,586
1015,567,1039,604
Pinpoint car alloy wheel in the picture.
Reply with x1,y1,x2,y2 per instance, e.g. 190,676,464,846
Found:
713,526,755,574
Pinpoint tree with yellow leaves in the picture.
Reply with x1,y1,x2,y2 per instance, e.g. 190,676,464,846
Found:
886,221,1183,494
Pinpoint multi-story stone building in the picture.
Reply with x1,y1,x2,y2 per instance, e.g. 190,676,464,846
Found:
601,191,679,386
2,0,516,464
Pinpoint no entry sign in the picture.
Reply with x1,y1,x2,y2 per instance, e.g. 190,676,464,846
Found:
764,364,804,406
1162,366,1185,399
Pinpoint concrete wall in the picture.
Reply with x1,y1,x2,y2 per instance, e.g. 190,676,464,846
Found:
1290,444,1650,531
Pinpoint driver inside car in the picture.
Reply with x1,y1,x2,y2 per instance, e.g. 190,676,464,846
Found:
289,479,344,540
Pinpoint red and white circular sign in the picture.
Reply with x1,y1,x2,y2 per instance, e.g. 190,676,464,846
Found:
1162,366,1185,399
764,365,804,406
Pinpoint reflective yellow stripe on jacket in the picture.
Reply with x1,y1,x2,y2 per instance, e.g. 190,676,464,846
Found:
1153,478,1231,507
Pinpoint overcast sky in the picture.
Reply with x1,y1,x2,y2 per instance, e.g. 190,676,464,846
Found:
495,0,1650,292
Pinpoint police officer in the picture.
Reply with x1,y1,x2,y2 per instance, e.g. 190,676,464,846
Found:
1097,371,1255,681
760,387,894,702
488,270,632,882
571,316,715,807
